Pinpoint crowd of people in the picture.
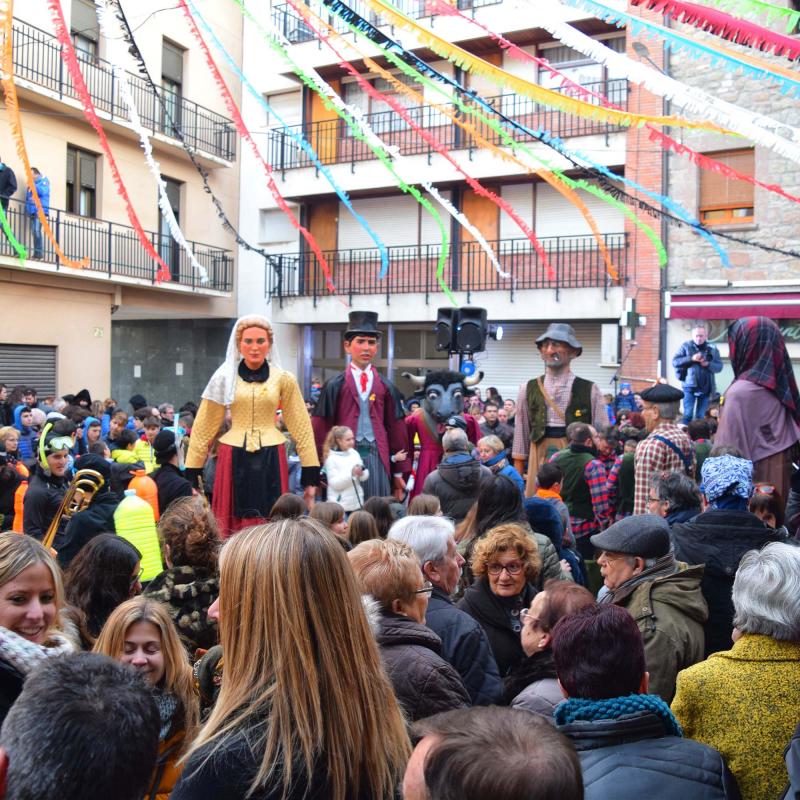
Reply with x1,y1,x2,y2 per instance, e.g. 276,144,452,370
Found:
0,312,797,799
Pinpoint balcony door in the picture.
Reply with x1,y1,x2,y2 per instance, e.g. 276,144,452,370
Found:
161,40,184,135
158,177,182,281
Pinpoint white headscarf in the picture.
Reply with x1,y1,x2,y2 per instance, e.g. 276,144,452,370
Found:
201,315,280,406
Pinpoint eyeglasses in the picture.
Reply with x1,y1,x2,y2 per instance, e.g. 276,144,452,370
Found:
487,561,524,576
753,483,777,495
648,496,661,503
414,581,434,596
597,551,628,564
130,567,144,589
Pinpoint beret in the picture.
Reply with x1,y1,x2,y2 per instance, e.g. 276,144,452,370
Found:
640,383,684,403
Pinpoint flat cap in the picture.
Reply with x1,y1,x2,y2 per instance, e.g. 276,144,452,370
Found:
590,514,671,559
445,415,468,431
640,383,683,403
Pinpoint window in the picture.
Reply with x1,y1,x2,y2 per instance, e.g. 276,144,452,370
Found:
699,149,755,225
341,74,422,134
70,0,99,61
158,177,182,280
161,40,185,132
66,145,97,217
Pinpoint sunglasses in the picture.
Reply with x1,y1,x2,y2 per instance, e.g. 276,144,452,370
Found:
753,483,777,495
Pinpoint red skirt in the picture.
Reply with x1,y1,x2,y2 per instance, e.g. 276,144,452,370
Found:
212,443,288,538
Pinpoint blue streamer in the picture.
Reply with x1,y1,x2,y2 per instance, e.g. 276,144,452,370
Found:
323,0,729,267
184,0,390,274
560,0,800,98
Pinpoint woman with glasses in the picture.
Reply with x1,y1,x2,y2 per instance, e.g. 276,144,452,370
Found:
63,533,142,648
457,523,542,678
349,537,469,723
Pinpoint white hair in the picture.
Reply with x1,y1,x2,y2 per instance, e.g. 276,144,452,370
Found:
732,542,800,641
442,428,469,453
388,515,455,567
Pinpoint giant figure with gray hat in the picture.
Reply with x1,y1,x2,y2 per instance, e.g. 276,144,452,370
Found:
312,311,410,501
512,323,608,497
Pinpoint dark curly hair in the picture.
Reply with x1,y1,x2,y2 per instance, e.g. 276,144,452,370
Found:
64,534,142,640
156,496,220,574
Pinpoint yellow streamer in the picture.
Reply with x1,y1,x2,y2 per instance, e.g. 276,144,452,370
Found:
362,0,736,136
0,0,89,269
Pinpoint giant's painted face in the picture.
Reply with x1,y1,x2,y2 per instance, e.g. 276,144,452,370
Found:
344,335,378,370
239,326,270,370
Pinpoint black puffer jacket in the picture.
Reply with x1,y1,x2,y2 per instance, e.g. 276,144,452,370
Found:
152,463,193,516
376,613,469,722
22,465,70,543
671,509,787,655
425,588,502,706
457,578,536,678
560,711,741,799
57,490,118,567
422,454,493,522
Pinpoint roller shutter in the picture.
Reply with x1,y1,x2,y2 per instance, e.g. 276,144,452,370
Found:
500,184,534,242
338,195,422,250
535,184,624,239
0,345,57,396
469,322,617,403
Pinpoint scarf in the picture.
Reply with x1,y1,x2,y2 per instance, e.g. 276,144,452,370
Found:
602,553,676,604
152,687,181,742
554,693,682,736
536,487,563,502
483,451,509,474
0,626,74,676
728,317,800,422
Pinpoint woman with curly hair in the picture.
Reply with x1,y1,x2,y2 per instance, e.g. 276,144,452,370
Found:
63,534,142,646
143,496,221,653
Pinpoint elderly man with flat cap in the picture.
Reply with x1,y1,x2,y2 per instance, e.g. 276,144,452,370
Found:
591,515,707,703
633,383,695,515
512,323,608,497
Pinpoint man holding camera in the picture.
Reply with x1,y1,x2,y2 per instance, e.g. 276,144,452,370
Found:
672,324,723,424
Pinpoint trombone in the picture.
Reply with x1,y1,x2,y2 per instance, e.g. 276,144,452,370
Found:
42,469,106,550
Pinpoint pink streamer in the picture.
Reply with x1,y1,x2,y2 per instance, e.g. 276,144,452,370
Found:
47,0,172,282
176,0,337,296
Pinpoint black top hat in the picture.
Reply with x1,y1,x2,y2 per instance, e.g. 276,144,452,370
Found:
345,311,382,340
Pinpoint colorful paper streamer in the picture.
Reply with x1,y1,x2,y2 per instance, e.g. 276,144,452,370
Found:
692,0,800,33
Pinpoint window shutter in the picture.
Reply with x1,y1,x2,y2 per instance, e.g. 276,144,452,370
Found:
162,41,184,84
71,0,98,42
66,149,76,184
0,345,57,396
700,150,754,208
79,152,96,189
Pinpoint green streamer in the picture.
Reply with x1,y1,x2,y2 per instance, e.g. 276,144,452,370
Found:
0,202,27,266
700,0,800,33
231,0,455,303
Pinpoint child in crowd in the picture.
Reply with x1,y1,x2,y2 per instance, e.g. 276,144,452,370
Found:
323,425,368,512
534,463,574,549
12,406,35,461
110,429,140,465
614,381,638,414
309,501,349,547
346,509,380,546
603,393,616,425
134,416,160,473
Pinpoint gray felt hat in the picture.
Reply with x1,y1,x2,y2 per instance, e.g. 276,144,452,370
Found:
535,323,582,356
590,514,671,559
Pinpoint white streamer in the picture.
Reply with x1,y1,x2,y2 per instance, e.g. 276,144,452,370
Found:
95,0,209,283
534,0,800,166
266,15,509,279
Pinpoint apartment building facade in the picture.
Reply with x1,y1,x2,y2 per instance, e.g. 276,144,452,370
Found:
237,0,666,401
1,0,241,404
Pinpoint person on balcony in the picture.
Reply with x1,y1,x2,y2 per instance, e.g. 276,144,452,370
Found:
0,156,17,216
24,167,49,261
185,315,320,537
312,312,409,502
512,323,608,497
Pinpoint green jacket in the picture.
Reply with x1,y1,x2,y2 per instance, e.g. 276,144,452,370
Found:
612,563,707,703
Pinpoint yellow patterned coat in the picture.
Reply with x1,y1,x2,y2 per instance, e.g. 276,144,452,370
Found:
671,634,800,800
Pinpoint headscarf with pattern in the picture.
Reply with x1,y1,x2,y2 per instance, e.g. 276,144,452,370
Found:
728,317,800,423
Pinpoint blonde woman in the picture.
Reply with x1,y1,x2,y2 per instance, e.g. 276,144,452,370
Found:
0,532,74,724
94,597,199,800
173,518,409,800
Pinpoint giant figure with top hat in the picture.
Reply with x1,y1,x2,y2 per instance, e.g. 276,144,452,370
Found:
312,312,410,501
512,323,609,496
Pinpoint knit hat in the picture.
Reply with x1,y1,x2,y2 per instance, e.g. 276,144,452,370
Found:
700,454,753,502
129,394,148,411
590,514,671,559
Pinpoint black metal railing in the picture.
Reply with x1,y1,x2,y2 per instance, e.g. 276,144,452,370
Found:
265,232,626,302
12,19,236,161
1,197,232,291
273,0,502,43
266,79,628,170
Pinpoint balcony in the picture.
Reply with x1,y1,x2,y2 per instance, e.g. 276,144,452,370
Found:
12,19,236,162
266,80,628,171
266,232,626,304
272,0,502,44
1,197,233,292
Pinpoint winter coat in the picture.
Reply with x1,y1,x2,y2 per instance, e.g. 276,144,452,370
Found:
0,163,17,200
783,722,800,800
133,438,157,473
151,463,193,516
424,587,503,706
671,509,786,655
24,173,49,215
56,489,118,567
507,649,562,719
672,339,723,394
22,464,70,543
457,577,537,678
672,634,800,800
482,451,525,496
422,453,493,522
12,405,34,462
376,612,469,723
323,448,368,511
609,563,707,702
560,710,741,799
144,565,219,653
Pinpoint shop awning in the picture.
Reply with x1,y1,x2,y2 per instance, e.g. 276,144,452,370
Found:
667,292,800,319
